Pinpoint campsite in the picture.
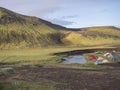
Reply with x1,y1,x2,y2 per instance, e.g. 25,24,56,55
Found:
0,47,120,90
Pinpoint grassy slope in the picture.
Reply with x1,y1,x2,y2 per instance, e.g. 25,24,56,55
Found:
0,7,120,49
0,7,65,49
63,26,120,46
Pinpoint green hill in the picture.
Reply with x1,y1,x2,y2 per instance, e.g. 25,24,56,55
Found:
0,7,120,49
0,7,68,48
63,26,120,46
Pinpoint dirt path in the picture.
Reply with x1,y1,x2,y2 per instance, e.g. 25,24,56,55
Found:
0,63,120,90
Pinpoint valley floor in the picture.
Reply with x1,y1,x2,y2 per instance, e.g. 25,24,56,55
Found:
0,63,120,90
0,46,120,90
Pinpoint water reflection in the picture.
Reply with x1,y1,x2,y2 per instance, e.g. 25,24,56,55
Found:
62,55,86,64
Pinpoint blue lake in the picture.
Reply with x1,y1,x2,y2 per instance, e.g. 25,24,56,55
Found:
62,55,87,64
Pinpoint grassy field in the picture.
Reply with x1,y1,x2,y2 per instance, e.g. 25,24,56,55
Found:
0,46,119,68
0,47,83,64
0,46,112,63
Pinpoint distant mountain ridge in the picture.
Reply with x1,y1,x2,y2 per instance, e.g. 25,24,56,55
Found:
0,7,120,49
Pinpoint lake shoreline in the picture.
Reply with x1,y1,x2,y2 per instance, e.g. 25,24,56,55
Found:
53,47,120,56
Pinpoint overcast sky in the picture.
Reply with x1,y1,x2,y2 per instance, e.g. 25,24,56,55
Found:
0,0,120,28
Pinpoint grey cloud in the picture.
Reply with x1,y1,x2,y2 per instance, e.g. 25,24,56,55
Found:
28,7,60,17
50,18,74,26
61,15,78,19
0,0,61,16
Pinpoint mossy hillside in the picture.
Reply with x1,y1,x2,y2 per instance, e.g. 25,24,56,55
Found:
63,27,120,46
0,7,66,48
82,26,120,38
0,7,120,48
